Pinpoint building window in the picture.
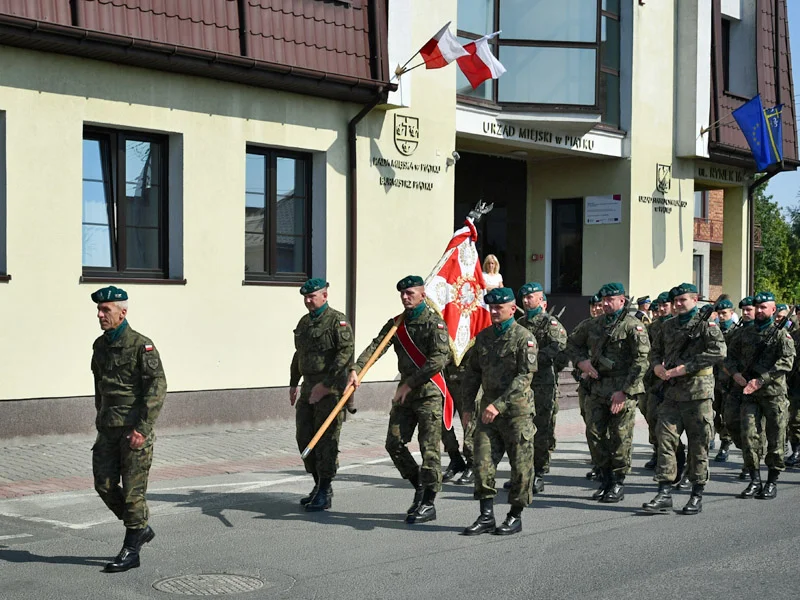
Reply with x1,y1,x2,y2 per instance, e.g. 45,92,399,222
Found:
457,0,620,124
693,254,704,293
245,148,312,281
82,128,168,278
551,198,583,294
694,191,708,219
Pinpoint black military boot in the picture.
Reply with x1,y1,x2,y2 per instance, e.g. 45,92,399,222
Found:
738,467,748,480
672,444,687,486
456,463,474,485
532,472,545,495
407,474,424,516
586,466,601,480
406,488,436,524
442,452,467,482
591,468,612,500
642,482,673,514
104,527,154,573
785,442,800,467
714,441,731,462
682,484,703,515
644,451,658,470
305,478,332,511
503,480,512,490
600,473,624,503
462,498,495,536
739,470,762,498
493,506,522,536
756,469,779,499
300,473,320,506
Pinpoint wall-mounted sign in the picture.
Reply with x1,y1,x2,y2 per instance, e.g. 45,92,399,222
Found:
370,156,441,192
695,161,748,186
637,195,688,214
585,194,622,224
394,114,419,156
656,163,672,193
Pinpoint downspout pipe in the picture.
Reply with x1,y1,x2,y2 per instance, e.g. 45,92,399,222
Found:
347,90,387,332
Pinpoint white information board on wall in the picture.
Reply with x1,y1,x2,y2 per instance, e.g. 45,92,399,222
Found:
585,194,622,224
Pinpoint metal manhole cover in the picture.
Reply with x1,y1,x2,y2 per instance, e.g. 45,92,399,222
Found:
153,574,265,595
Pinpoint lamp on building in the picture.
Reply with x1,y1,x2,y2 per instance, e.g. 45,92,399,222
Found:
446,151,461,167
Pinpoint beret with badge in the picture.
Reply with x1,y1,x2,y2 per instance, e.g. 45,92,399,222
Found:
396,275,425,291
590,293,602,304
518,282,544,298
714,298,734,310
739,296,755,308
776,303,788,312
484,287,515,304
299,278,329,295
753,291,776,304
91,286,128,303
599,282,626,297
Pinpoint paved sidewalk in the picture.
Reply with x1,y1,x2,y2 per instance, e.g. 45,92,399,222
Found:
0,407,599,500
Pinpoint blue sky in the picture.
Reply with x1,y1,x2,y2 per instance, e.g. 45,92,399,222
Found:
765,2,800,211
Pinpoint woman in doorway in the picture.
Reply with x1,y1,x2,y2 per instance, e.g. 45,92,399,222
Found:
482,254,503,290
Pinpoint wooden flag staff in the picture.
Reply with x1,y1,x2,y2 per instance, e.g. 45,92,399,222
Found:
300,314,405,460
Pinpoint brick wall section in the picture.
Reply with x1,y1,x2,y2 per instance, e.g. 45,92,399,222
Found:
694,189,725,244
709,249,723,300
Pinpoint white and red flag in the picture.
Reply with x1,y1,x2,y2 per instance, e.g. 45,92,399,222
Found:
425,218,492,369
456,31,506,89
420,21,469,69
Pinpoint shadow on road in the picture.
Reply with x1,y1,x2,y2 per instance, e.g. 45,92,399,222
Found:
0,547,108,568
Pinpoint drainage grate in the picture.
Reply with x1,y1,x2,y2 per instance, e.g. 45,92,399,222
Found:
153,574,265,595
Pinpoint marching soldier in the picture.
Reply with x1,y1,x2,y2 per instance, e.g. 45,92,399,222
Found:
567,282,650,503
441,346,477,484
642,283,726,515
517,282,567,494
711,297,737,462
641,292,668,469
90,286,167,573
635,296,653,325
290,279,354,512
785,323,800,467
724,291,795,499
347,276,450,524
461,288,537,537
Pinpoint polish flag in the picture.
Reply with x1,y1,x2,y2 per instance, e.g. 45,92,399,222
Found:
420,22,469,69
457,31,506,89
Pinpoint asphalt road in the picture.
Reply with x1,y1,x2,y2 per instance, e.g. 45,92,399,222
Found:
1,429,799,600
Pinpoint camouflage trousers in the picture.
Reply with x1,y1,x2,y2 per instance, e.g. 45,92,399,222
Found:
441,390,475,463
295,384,344,480
584,392,638,476
578,384,601,467
386,392,442,492
741,395,788,472
638,390,661,447
473,414,535,509
654,393,712,485
93,426,154,529
787,394,800,447
724,390,765,454
532,383,557,474
712,387,732,444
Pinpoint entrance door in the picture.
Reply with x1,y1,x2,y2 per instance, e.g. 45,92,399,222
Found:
454,153,527,291
551,198,583,294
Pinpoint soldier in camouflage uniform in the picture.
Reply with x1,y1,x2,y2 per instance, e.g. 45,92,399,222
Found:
90,286,167,573
461,287,537,537
290,279,355,512
724,291,795,499
642,283,726,515
711,297,737,462
441,346,477,484
567,282,650,503
347,275,450,524
517,282,567,494
785,321,800,467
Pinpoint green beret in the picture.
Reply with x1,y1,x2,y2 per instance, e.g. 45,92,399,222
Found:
518,282,543,297
754,291,776,304
671,282,698,297
650,299,661,310
714,298,734,310
590,293,602,304
600,282,626,297
484,287,515,304
299,278,329,295
656,291,671,304
739,296,754,308
636,296,651,305
776,303,789,312
396,275,425,291
90,286,128,303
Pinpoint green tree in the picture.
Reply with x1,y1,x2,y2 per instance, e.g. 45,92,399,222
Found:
754,183,796,301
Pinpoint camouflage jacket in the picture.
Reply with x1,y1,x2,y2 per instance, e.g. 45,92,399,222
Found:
566,312,650,397
355,304,450,400
787,329,800,400
651,310,726,401
714,321,741,392
290,305,354,393
462,321,538,417
517,311,567,386
644,316,671,390
91,322,167,437
724,319,796,398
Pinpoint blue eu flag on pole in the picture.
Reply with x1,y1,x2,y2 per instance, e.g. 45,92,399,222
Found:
732,94,784,172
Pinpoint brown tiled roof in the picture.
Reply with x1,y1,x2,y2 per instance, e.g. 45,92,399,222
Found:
0,0,71,25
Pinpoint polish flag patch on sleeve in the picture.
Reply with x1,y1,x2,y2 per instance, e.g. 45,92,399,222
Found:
527,340,535,347
437,323,445,329
339,321,348,327
635,325,644,332
709,322,718,327
144,344,154,352
550,320,558,326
